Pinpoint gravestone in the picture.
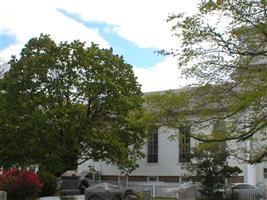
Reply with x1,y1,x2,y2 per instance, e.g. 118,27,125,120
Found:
126,194,138,200
0,191,7,200
60,170,80,195
142,189,152,200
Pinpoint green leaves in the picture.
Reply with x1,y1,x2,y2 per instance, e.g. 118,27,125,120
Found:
144,90,190,129
186,142,242,199
0,34,145,175
164,0,267,164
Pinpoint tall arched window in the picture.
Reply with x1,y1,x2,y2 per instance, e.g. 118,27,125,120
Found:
147,130,158,163
179,126,190,163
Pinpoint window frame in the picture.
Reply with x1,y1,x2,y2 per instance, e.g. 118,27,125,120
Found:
263,168,267,179
179,126,191,163
147,130,158,163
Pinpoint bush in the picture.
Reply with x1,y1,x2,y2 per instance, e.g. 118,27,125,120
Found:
38,171,57,196
0,169,43,200
133,191,141,200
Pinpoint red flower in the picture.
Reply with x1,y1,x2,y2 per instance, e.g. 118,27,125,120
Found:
0,169,43,200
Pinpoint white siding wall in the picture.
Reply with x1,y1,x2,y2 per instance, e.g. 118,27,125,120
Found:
78,126,246,181
78,127,187,176
79,126,202,177
254,162,267,187
132,127,182,176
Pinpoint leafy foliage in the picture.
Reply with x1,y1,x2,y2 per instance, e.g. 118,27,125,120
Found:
164,0,267,163
0,169,43,200
144,91,243,199
186,142,241,200
144,90,190,129
0,34,145,175
38,170,57,196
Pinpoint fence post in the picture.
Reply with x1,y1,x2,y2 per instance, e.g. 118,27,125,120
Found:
152,184,155,197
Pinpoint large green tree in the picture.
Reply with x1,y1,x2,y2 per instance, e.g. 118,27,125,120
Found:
0,34,145,175
157,0,267,163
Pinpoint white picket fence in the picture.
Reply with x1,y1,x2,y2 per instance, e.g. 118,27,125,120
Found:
128,182,180,198
127,183,267,200
91,180,267,200
224,188,266,200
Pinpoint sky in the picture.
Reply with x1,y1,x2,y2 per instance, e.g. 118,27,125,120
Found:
0,0,199,92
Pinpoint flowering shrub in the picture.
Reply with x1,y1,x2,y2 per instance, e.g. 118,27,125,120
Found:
0,169,43,200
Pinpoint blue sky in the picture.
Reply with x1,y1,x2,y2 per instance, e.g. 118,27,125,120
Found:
0,10,165,69
0,34,17,50
0,0,197,91
58,9,165,68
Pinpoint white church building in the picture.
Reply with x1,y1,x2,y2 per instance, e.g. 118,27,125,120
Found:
78,122,267,187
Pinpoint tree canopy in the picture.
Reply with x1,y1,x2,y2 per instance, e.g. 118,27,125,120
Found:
152,0,267,163
0,34,145,175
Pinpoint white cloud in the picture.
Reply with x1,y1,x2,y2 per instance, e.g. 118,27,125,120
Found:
0,0,109,61
0,0,198,91
0,43,23,61
52,0,199,49
133,57,194,92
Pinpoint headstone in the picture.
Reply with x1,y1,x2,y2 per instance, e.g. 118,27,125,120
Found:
0,191,7,200
39,197,61,200
60,170,80,195
142,189,152,200
126,194,138,200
